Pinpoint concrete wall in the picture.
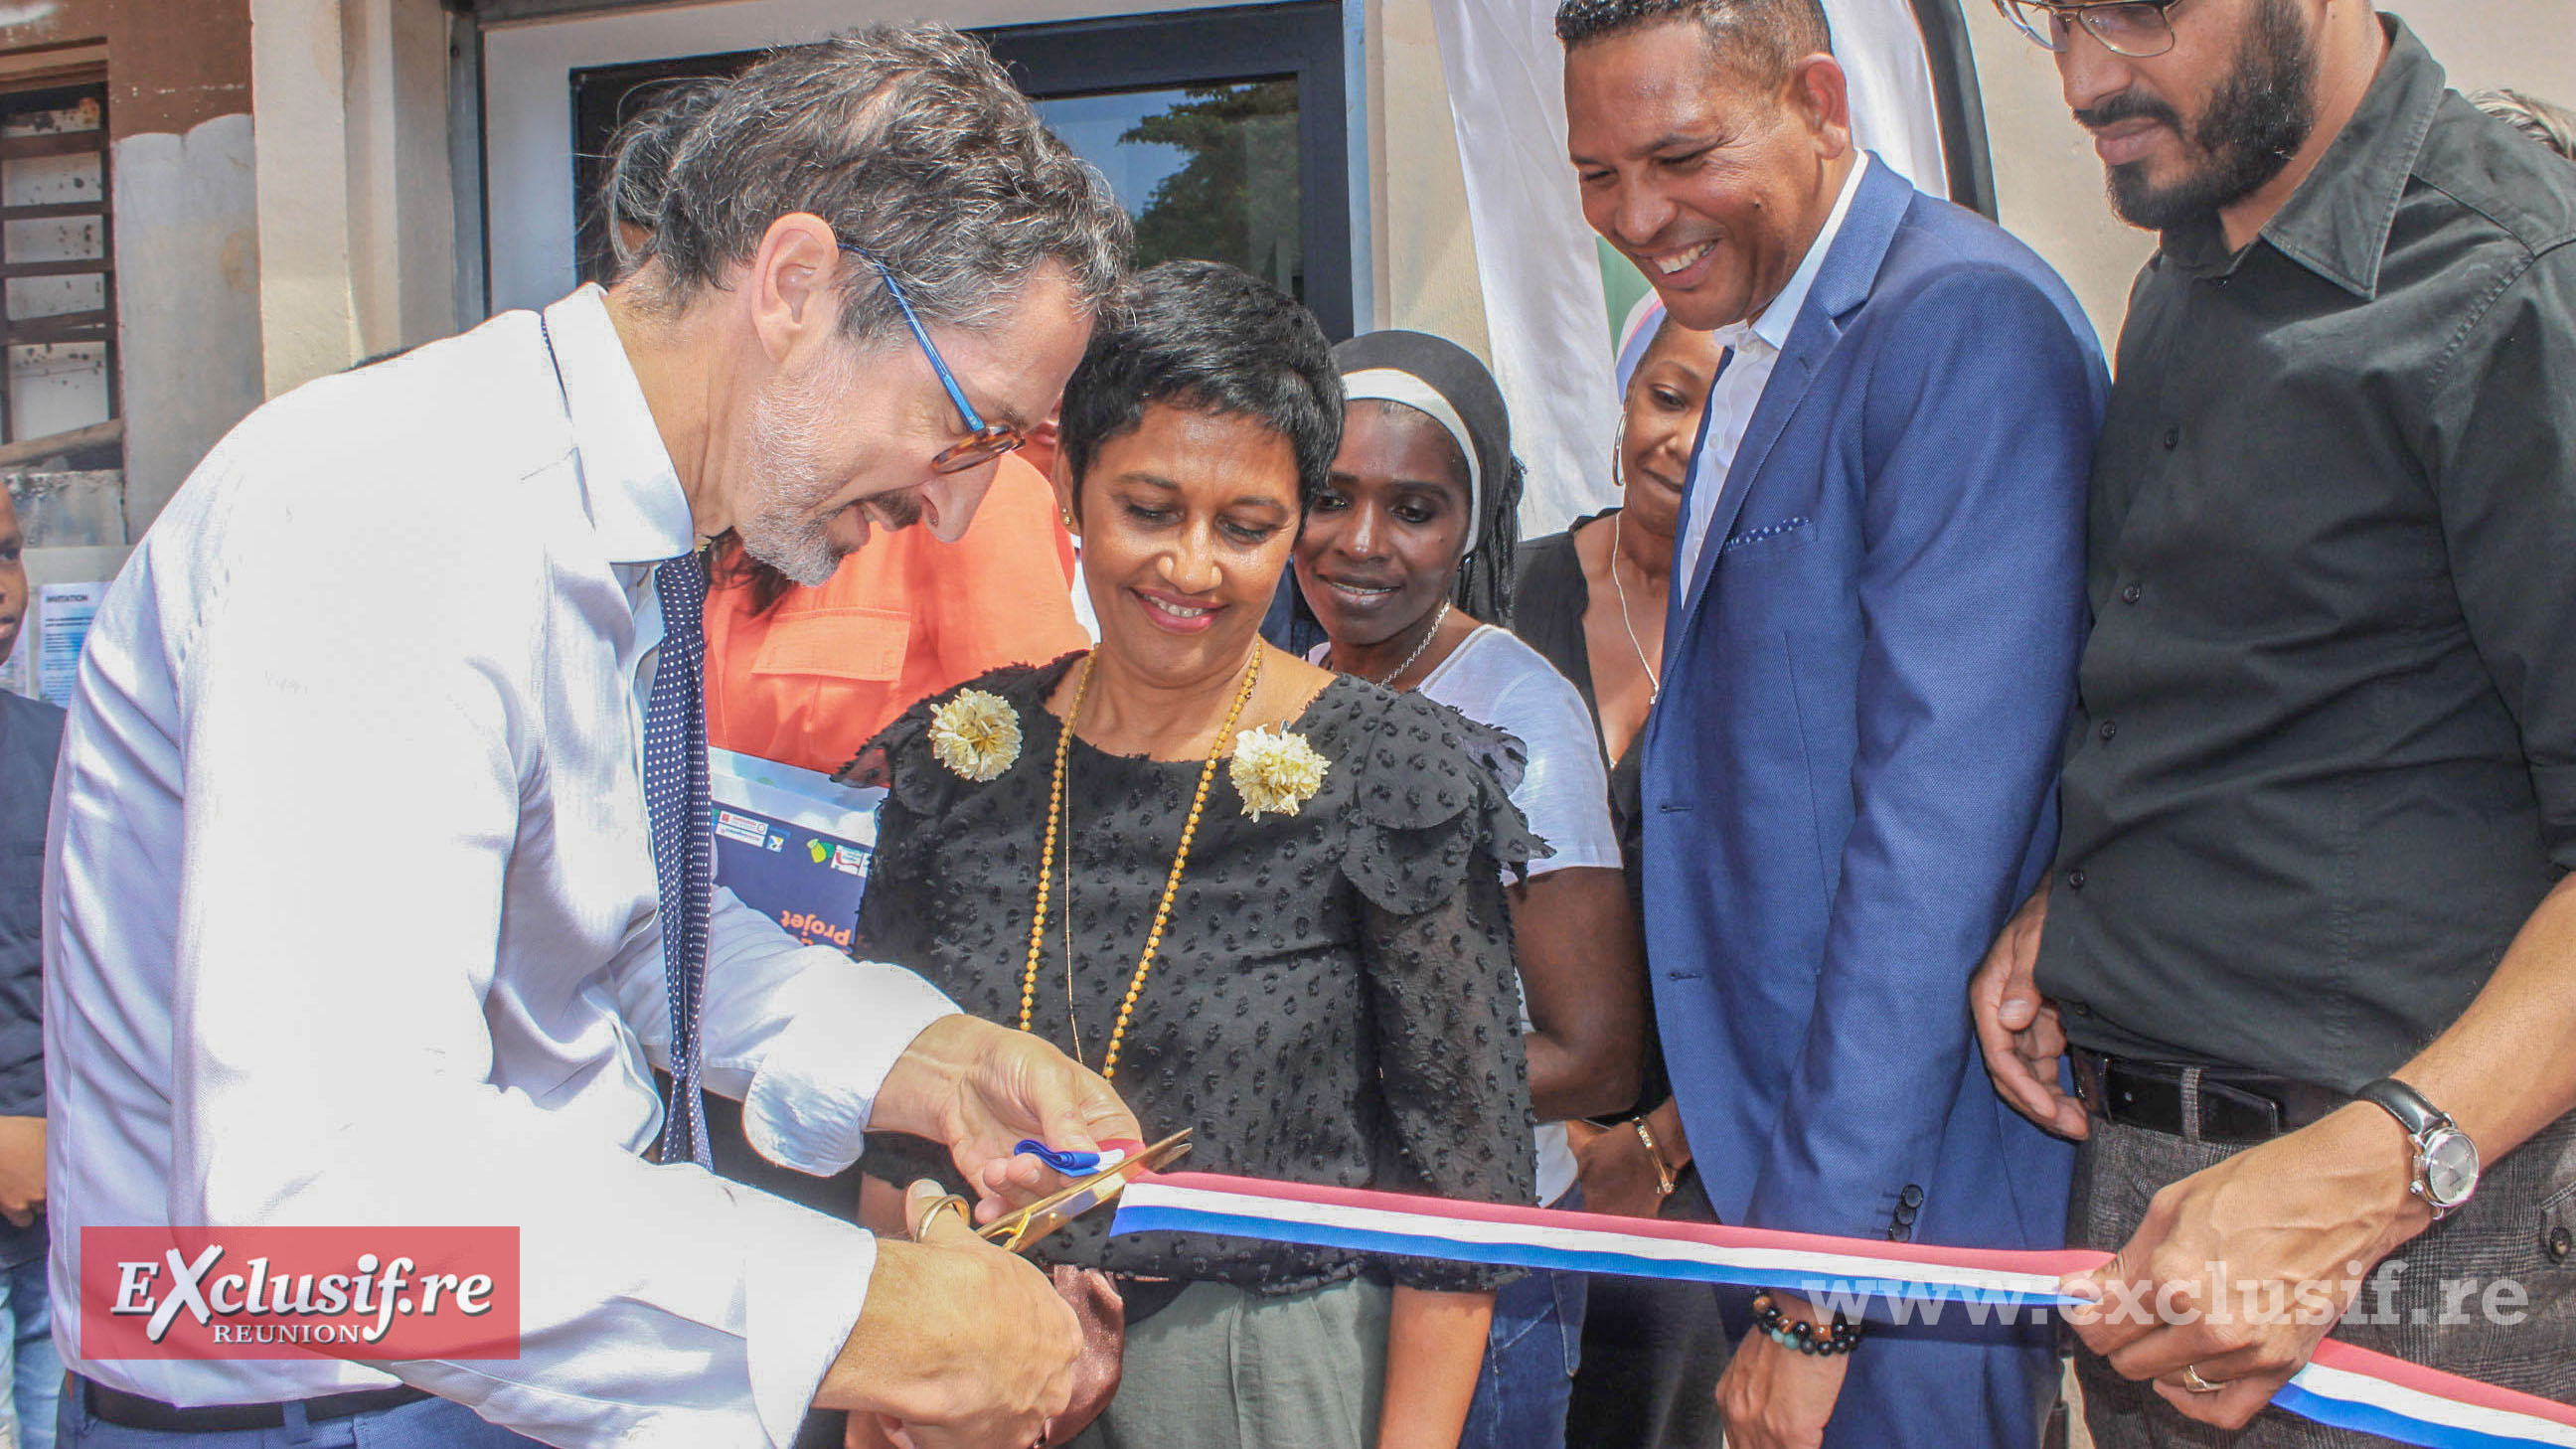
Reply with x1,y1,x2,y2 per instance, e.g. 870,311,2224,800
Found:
0,0,259,537
252,0,459,398
115,113,260,534
1968,1,2576,352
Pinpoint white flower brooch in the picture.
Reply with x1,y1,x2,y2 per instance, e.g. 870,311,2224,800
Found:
1230,726,1330,820
928,690,1023,782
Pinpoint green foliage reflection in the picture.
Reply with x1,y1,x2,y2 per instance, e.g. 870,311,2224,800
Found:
1121,80,1303,302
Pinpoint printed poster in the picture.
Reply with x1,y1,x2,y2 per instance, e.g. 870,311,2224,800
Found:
35,580,103,708
707,747,882,952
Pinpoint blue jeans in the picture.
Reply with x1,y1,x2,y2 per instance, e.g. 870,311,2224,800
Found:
1460,1193,1588,1449
58,1390,547,1449
0,1254,59,1449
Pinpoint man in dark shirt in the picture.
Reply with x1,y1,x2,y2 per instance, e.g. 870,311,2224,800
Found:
0,487,62,1447
1969,1,2576,1440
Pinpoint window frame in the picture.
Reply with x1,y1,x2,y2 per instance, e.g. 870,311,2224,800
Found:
0,71,117,453
973,1,1353,338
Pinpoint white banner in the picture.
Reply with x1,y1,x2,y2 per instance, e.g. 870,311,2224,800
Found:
1425,0,1954,535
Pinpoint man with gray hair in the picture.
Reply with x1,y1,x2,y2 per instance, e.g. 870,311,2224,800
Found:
597,77,727,280
2473,86,2576,161
44,25,1133,1449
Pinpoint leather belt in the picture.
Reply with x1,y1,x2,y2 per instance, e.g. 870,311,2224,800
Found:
2069,1048,2349,1145
78,1375,429,1432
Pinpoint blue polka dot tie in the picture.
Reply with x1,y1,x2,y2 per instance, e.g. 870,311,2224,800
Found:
644,549,714,1169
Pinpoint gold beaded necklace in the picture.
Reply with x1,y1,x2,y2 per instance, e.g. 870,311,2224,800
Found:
1019,646,1265,1078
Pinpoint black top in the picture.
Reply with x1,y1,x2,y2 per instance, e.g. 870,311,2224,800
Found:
847,655,1539,1294
0,690,60,1117
0,689,63,1270
2035,18,2576,1089
1514,517,1667,1115
1514,515,1644,875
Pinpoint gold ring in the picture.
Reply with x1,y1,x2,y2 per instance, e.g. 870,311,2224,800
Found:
2180,1364,2225,1395
912,1193,972,1241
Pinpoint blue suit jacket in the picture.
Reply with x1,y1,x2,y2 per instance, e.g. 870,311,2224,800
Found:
1642,159,2106,1445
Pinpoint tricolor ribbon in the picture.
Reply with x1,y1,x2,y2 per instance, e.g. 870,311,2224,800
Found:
1112,1173,2576,1449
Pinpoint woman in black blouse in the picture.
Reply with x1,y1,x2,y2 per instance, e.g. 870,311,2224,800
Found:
846,261,1536,1449
1514,312,1719,820
1513,312,1727,1449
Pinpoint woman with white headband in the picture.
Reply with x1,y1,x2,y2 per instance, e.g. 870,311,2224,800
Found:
1294,329,1647,1449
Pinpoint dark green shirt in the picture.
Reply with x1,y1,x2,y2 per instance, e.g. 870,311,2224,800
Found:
2034,18,2576,1089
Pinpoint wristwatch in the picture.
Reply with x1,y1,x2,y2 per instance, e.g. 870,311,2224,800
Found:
2355,1077,2480,1219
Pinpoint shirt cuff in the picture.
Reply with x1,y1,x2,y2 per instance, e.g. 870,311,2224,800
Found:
735,1185,881,1449
739,958,957,1177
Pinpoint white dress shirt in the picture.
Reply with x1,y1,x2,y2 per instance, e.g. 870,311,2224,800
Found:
1673,153,1870,591
43,286,959,1447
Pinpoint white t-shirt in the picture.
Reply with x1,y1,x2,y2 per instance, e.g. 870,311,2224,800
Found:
1415,626,1622,880
1315,625,1621,1204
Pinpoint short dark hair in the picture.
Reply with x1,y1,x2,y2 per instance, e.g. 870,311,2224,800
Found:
644,23,1131,342
599,77,727,280
1555,0,1834,87
1058,259,1343,511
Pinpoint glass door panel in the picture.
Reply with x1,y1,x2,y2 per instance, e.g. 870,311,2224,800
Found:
1032,80,1303,304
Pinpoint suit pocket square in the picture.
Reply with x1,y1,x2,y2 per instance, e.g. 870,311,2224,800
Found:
1719,516,1812,555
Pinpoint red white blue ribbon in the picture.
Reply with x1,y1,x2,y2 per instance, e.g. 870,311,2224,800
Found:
1111,1173,2576,1449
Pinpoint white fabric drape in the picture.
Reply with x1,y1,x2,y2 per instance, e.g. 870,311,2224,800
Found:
1423,0,1955,535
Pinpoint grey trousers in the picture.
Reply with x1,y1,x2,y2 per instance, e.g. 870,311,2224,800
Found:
2072,1108,2576,1447
1069,1276,1393,1449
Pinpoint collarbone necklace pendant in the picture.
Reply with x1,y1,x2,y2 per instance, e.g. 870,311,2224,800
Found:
1337,598,1451,691
1019,647,1264,1078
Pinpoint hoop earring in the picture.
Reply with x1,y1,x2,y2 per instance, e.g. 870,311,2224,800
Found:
1610,415,1630,492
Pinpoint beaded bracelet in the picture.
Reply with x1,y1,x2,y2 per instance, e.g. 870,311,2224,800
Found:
1751,1292,1863,1357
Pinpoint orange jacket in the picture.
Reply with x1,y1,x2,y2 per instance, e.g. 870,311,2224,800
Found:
704,454,1085,775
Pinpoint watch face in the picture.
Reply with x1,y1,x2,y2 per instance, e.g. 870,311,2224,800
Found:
2424,1129,2481,1208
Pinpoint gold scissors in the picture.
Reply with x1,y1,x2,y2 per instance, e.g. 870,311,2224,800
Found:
979,1129,1194,1253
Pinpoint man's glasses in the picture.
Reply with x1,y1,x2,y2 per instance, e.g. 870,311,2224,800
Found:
841,245,1025,475
1994,0,2182,59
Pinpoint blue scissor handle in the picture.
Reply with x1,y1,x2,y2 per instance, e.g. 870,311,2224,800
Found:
1013,1139,1138,1177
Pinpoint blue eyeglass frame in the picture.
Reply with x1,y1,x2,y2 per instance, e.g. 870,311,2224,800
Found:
840,244,1026,474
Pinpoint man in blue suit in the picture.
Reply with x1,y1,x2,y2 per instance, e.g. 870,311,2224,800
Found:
1559,3,2107,1445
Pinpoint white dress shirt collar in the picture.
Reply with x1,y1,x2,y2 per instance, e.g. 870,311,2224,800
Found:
1674,152,1872,593
1716,151,1871,359
541,284,695,566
